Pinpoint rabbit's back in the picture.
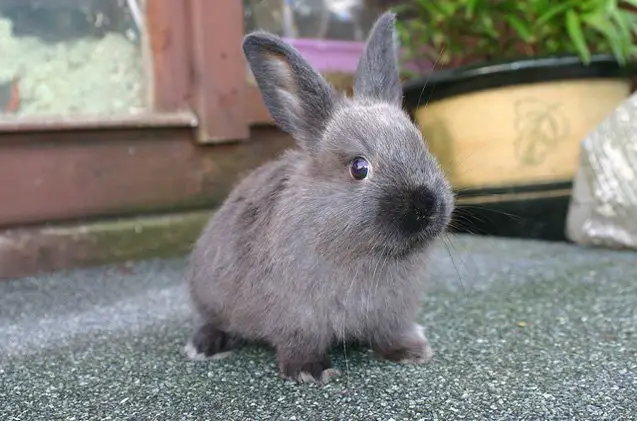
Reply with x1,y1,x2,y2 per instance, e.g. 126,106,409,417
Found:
186,153,294,334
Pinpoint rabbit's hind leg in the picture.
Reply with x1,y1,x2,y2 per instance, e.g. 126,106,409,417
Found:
275,338,340,383
372,322,434,365
183,322,245,361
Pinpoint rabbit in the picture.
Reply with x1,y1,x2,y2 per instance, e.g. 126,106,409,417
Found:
183,11,454,384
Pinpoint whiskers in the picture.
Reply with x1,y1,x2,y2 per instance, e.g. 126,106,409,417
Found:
450,202,524,233
414,46,445,112
440,232,472,294
341,322,351,389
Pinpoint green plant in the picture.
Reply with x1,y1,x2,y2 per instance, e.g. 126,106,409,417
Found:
393,0,637,69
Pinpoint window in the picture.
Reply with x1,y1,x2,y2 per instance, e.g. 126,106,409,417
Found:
0,0,149,118
0,1,394,138
244,0,384,41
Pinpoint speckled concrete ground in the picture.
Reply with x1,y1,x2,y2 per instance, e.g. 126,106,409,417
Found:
1,234,636,420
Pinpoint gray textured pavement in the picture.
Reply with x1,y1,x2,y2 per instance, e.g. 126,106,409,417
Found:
1,234,636,420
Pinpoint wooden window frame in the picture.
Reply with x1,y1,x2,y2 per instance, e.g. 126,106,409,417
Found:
0,0,273,140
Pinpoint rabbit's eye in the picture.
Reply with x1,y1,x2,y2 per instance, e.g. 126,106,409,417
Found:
349,157,369,180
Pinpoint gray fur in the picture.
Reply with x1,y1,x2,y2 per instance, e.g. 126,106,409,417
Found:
243,29,337,154
184,11,455,383
353,12,403,106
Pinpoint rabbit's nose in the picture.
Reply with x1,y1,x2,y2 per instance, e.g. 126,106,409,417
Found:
411,186,437,222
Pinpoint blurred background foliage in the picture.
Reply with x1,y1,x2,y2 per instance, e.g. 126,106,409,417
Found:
394,0,637,70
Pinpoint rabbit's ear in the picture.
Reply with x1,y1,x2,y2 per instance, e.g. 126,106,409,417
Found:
243,32,338,152
353,12,402,106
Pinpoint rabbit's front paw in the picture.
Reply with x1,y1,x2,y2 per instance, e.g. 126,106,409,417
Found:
374,323,433,364
277,346,340,383
184,322,245,361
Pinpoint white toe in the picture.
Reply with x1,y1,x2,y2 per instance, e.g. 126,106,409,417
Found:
400,324,433,364
320,368,341,382
296,368,341,384
298,372,317,383
183,341,232,361
414,323,426,340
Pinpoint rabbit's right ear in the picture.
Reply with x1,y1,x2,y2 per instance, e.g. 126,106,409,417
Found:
353,12,402,106
243,32,338,153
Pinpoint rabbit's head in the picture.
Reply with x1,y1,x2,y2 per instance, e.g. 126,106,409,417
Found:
243,12,454,258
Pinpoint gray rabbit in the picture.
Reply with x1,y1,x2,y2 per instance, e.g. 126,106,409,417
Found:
184,11,454,383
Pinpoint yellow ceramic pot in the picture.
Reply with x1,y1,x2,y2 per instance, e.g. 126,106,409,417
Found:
404,55,634,192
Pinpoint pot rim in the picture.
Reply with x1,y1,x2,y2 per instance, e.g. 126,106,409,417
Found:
403,54,637,108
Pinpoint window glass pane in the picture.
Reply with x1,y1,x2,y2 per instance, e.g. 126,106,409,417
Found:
0,0,149,118
244,0,386,41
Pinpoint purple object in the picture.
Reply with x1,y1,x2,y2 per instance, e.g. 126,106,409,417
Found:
285,38,365,73
286,38,435,76
402,57,436,74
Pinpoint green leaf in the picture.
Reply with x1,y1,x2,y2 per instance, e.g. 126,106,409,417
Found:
622,10,637,34
629,17,637,37
611,10,632,45
581,0,604,13
506,15,533,42
480,15,498,37
583,9,630,64
414,0,440,18
537,2,577,26
604,0,619,14
465,0,480,18
566,10,592,63
430,1,456,17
